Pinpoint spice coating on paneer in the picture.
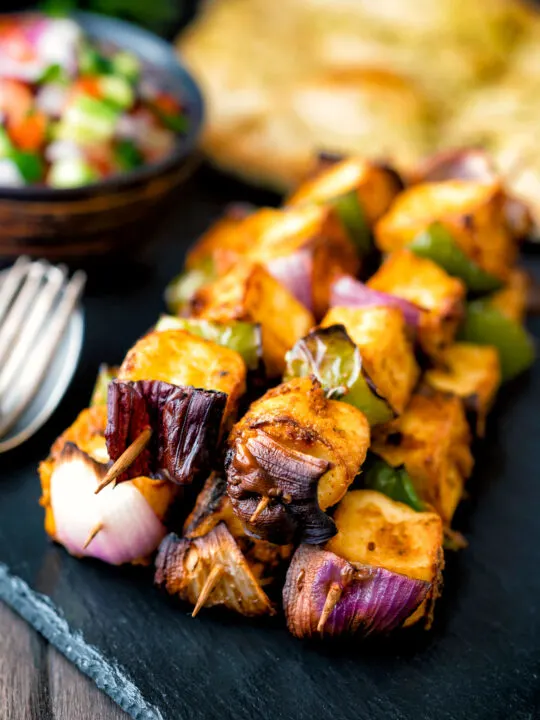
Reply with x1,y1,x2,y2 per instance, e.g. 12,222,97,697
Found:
325,489,444,626
226,376,370,544
488,268,529,324
191,261,314,377
375,180,516,282
320,305,420,415
372,391,474,525
368,250,465,360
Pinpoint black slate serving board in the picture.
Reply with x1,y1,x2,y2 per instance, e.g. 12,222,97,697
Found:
1,168,540,720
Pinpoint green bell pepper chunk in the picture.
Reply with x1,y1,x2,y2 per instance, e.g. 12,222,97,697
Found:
10,150,43,184
37,63,69,85
79,43,112,76
458,299,535,380
165,260,216,315
363,455,424,511
114,139,144,171
90,364,118,407
284,325,394,426
155,316,262,372
333,189,371,256
151,105,189,134
409,222,503,294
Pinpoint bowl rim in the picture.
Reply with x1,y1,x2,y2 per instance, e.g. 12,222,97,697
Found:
0,10,204,202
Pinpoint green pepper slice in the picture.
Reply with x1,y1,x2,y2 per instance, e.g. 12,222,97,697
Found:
333,190,371,255
165,259,215,315
11,150,43,184
155,316,262,372
114,139,144,171
283,325,394,425
409,222,503,294
458,299,535,380
90,364,118,407
363,455,424,511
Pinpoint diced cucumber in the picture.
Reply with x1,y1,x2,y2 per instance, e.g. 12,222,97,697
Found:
79,43,112,75
59,95,119,143
99,75,135,111
111,51,141,83
48,156,99,188
114,139,143,170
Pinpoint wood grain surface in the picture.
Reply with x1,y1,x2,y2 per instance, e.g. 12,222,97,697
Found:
0,602,126,720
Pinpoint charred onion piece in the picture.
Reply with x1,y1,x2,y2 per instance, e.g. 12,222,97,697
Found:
331,274,422,329
155,523,274,617
283,544,430,639
226,429,333,545
106,380,227,486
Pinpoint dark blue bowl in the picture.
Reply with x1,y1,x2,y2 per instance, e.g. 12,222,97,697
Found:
0,11,204,260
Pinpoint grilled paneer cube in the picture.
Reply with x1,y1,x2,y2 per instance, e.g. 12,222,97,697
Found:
117,329,247,425
187,204,359,317
372,391,474,525
320,305,419,415
488,268,529,323
39,407,177,565
325,489,444,627
191,262,314,377
287,156,402,254
368,250,466,360
375,180,516,284
424,343,501,436
226,376,370,545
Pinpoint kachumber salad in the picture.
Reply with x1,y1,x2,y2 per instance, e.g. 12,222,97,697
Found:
0,14,188,188
39,150,535,639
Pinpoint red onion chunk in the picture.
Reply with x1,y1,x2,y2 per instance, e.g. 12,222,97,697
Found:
416,148,495,183
266,249,314,312
283,544,430,638
330,275,422,328
50,443,166,565
106,380,227,486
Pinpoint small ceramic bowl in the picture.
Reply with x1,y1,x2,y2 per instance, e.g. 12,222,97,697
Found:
0,12,204,261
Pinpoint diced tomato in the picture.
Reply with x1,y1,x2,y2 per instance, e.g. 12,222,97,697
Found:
9,111,48,151
152,93,180,116
0,79,33,123
0,22,36,63
67,76,103,106
84,143,115,176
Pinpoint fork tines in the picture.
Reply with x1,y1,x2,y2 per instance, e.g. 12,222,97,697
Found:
0,257,86,439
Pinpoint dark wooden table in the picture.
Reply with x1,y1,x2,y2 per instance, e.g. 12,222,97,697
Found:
0,602,126,719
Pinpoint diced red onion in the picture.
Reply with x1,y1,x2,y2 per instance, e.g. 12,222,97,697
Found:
415,148,495,183
283,544,430,638
35,19,80,76
35,83,68,118
45,139,84,164
0,159,24,187
0,54,45,81
266,249,314,311
50,445,167,565
331,274,422,328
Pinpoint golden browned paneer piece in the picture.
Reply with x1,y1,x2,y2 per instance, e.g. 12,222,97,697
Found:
185,205,252,271
375,180,516,282
187,204,359,318
368,250,466,360
488,267,529,323
117,329,246,426
326,489,444,627
424,343,501,436
287,156,402,226
320,305,419,415
372,391,474,526
191,262,314,377
226,376,370,544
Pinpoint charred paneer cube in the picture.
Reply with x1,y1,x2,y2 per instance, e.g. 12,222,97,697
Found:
191,261,314,377
39,406,177,565
325,489,444,627
368,250,466,360
287,156,402,253
188,204,359,318
424,343,501,436
226,376,370,545
372,391,474,526
375,180,516,285
320,305,419,415
488,268,529,324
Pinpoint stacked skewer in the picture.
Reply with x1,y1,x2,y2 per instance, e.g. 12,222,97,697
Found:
39,149,535,639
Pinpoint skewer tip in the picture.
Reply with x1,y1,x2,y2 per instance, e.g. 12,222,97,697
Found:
192,564,224,618
250,495,270,524
317,582,342,633
83,522,104,550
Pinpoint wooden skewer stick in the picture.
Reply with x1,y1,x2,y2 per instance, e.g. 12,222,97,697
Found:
250,495,270,524
317,582,342,633
83,522,104,550
192,565,224,618
95,427,152,495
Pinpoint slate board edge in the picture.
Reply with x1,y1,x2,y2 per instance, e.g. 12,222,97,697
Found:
0,562,163,720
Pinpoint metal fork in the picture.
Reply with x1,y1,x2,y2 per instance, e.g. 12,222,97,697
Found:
0,257,86,448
